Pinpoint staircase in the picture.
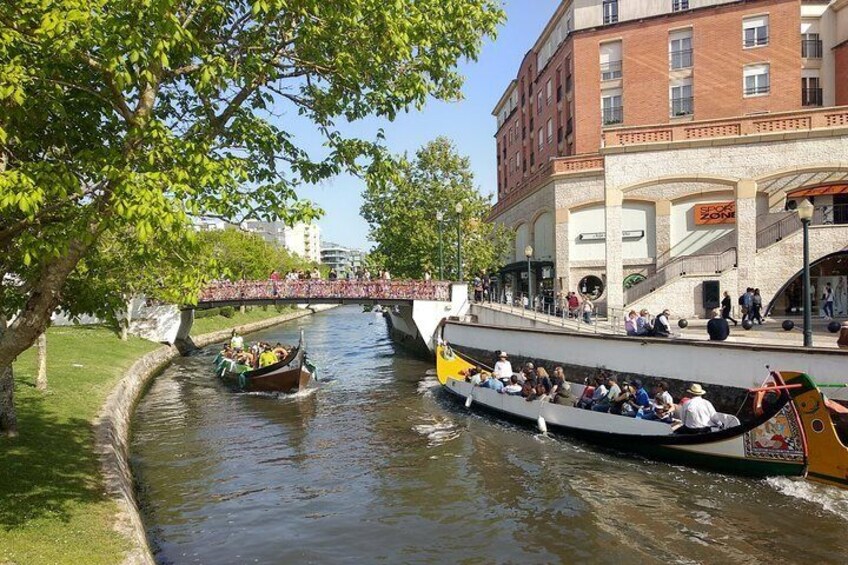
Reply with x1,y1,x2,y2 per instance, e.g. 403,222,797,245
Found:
624,247,738,304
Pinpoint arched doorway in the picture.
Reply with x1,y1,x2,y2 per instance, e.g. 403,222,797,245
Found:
766,251,848,317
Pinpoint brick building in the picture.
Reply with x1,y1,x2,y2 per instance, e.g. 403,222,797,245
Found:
491,0,848,319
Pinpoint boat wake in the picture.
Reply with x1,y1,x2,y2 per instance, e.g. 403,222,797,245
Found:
413,417,460,447
766,476,848,520
238,386,320,401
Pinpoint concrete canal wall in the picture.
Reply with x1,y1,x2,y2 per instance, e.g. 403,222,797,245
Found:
443,320,848,402
93,308,319,565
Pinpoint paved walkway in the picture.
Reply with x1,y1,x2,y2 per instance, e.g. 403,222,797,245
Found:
674,317,846,349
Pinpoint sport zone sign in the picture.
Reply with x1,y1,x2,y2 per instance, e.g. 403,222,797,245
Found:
695,202,736,225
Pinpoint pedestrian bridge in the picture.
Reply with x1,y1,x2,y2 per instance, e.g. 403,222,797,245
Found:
165,280,469,353
195,280,455,308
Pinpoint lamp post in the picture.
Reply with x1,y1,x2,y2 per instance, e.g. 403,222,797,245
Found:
797,198,815,347
455,202,463,281
436,211,444,280
525,245,533,310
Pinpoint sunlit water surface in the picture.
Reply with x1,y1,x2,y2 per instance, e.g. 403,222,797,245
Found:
131,306,848,564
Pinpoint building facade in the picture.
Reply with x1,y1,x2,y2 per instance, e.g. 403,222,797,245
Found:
491,0,848,318
321,243,365,276
243,220,322,263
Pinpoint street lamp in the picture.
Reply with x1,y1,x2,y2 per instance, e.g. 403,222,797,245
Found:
525,245,533,310
436,210,444,280
797,198,815,347
455,202,464,281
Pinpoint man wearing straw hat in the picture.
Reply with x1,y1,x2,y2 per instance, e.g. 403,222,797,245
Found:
676,383,717,434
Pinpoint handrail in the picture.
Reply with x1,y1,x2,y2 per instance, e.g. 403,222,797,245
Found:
756,206,837,249
475,292,625,335
624,248,737,304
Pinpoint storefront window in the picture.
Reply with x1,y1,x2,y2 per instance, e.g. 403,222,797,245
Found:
768,251,848,316
579,275,605,300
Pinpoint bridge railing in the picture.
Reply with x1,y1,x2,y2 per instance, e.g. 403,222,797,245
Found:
198,280,454,304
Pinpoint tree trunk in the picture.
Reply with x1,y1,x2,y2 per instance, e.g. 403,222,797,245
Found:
36,332,47,391
120,297,132,341
0,316,17,437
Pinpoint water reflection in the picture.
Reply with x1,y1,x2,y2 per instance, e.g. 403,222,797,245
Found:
131,306,848,564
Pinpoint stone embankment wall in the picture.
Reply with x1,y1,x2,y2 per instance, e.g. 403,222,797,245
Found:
93,309,317,565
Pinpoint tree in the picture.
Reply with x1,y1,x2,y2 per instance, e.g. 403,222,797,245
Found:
0,1,504,435
362,137,512,280
197,227,316,280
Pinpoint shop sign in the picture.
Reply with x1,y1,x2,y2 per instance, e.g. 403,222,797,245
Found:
695,202,736,225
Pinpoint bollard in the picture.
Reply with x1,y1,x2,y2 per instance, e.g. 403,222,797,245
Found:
838,322,848,349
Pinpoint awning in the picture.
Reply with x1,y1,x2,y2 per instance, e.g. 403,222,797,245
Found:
788,184,848,198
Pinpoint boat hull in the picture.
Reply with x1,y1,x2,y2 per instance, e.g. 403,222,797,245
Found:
441,381,805,478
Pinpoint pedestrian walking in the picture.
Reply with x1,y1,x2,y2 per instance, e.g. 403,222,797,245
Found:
721,291,738,326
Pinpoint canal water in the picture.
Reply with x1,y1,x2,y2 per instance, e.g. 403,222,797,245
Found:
131,306,848,564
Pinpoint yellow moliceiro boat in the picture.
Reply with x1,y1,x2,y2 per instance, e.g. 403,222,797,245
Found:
436,343,848,488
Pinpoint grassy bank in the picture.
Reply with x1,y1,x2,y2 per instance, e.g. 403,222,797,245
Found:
0,306,298,564
191,305,297,335
1,327,159,565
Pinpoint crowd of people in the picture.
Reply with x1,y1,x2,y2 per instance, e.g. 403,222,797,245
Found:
463,351,719,434
219,330,290,371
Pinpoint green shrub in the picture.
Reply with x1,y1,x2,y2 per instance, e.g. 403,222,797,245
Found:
194,307,220,319
261,305,268,312
275,304,285,313
220,306,235,318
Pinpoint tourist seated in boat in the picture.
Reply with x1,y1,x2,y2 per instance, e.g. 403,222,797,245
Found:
610,380,635,415
535,367,552,391
591,376,621,412
258,346,278,368
525,383,551,402
577,376,606,409
478,371,504,392
550,367,575,406
636,381,675,422
675,383,717,434
230,330,244,350
624,310,638,335
493,351,513,381
461,367,481,386
273,343,288,361
502,375,522,395
520,381,534,398
521,362,536,385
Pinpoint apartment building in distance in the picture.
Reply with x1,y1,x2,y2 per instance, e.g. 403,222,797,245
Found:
321,243,365,277
491,0,848,318
243,220,322,264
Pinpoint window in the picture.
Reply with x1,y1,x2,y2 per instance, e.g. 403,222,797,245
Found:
802,33,823,58
537,91,543,113
603,0,618,25
743,16,768,48
530,152,535,167
802,75,822,106
602,91,623,125
669,30,693,70
566,117,573,135
670,82,693,116
546,118,553,143
557,126,563,142
743,64,770,96
557,84,563,102
538,127,544,149
672,0,689,11
600,41,623,80
546,79,552,102
515,151,521,171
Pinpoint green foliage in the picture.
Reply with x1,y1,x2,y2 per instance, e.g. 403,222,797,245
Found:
0,0,505,362
220,306,235,318
193,307,221,319
197,227,315,280
362,137,513,280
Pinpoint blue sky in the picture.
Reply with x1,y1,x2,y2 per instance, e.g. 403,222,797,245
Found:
293,0,560,250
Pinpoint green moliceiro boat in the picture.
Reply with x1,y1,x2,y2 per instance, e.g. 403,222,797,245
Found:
213,330,312,394
436,343,831,480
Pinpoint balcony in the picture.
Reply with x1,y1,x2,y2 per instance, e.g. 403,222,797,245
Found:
670,48,693,70
802,39,823,59
602,106,623,126
802,87,823,107
671,96,694,117
602,105,848,148
600,60,622,81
